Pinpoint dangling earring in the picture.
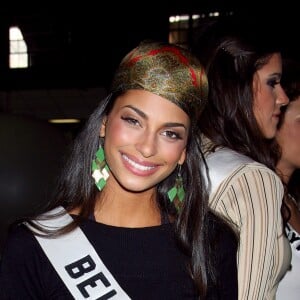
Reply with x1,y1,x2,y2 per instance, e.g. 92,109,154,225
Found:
91,146,109,191
167,165,185,211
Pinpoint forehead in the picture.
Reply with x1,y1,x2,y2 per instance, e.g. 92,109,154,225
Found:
112,89,190,123
258,53,282,74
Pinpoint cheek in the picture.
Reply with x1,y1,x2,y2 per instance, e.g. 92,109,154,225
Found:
254,92,275,126
253,103,264,130
255,91,274,114
158,141,186,164
278,121,300,155
289,123,300,142
253,92,264,122
284,127,300,166
105,119,133,145
277,126,289,146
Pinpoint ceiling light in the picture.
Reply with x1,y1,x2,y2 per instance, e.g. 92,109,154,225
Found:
48,118,81,124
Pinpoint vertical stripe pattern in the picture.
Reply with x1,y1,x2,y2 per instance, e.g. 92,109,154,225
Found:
207,149,291,300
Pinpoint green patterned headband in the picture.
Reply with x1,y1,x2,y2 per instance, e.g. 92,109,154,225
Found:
110,40,208,120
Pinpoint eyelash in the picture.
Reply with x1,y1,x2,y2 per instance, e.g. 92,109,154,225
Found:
121,116,140,126
162,130,182,140
121,116,183,140
267,78,280,88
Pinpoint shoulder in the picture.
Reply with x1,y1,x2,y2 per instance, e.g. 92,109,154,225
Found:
4,222,36,245
0,222,71,299
206,147,282,195
206,147,262,173
0,223,45,287
1,222,41,259
206,146,278,176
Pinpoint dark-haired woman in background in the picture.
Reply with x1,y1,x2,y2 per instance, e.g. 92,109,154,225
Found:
193,18,290,299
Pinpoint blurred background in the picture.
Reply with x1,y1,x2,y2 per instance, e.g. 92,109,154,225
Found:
0,0,299,253
1,1,299,133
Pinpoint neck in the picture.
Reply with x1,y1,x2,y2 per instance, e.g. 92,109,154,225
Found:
276,160,295,184
94,181,162,227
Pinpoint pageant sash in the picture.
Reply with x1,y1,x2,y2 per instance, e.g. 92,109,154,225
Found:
205,147,254,195
25,207,131,300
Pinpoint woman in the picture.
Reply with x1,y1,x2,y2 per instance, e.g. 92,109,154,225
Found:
0,40,238,299
276,59,300,300
193,18,291,299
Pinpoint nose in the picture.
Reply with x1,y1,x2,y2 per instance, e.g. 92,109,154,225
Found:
135,131,157,158
278,86,289,107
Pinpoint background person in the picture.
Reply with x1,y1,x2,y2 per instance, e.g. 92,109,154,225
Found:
276,59,300,300
193,18,291,300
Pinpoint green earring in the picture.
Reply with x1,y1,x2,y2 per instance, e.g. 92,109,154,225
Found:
167,165,185,211
91,146,109,191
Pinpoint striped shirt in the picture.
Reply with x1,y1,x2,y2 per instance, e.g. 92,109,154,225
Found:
205,147,291,300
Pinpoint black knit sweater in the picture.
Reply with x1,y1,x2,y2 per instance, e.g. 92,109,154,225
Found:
0,214,237,299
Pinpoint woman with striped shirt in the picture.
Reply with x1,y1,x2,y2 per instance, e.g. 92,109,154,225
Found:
194,18,291,299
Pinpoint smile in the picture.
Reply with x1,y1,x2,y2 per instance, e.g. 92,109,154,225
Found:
122,154,156,171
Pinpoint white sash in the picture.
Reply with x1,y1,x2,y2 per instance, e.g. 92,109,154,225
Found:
205,147,254,195
25,207,131,300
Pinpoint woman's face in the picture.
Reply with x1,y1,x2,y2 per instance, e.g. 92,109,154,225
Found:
276,97,300,178
100,89,190,193
253,53,289,139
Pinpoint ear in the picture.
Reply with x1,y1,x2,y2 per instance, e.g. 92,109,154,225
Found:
99,116,107,138
178,148,186,165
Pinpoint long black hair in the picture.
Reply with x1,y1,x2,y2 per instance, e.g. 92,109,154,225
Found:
22,89,219,297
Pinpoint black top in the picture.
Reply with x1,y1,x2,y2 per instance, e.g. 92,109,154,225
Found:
0,213,237,299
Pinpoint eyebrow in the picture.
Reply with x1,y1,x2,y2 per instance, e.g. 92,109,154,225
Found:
123,105,188,130
269,72,282,78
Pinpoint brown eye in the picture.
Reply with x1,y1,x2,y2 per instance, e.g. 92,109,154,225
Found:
267,78,280,88
121,116,140,126
162,130,182,140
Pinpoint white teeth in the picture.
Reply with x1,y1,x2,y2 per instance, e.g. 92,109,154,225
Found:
122,154,155,171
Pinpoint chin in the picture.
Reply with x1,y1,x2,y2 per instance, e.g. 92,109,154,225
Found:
120,180,153,193
265,126,277,139
266,133,276,139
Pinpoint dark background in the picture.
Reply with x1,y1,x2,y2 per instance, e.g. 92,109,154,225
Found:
1,1,299,91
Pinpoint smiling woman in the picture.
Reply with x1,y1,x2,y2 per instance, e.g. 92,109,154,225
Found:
0,40,238,300
98,90,189,197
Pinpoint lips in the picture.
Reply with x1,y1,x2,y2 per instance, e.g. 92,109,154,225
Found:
122,153,157,170
272,111,281,121
121,152,160,176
